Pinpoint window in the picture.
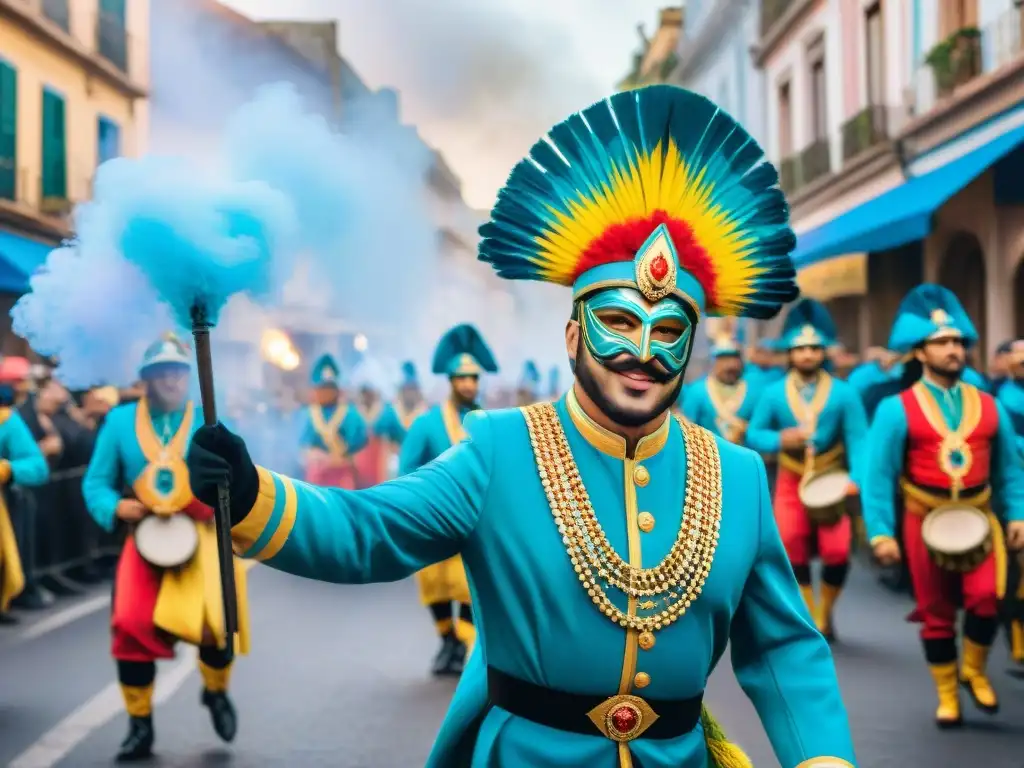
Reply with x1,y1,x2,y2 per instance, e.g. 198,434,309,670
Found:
0,61,16,201
97,0,127,72
97,116,121,165
808,38,828,141
865,2,884,105
41,88,67,200
778,80,793,156
41,0,70,32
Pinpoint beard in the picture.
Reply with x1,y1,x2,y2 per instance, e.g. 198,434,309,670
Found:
574,335,683,428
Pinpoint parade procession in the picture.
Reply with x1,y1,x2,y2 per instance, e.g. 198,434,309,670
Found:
3,1,1024,767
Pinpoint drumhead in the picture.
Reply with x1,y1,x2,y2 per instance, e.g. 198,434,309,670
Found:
135,514,199,569
922,506,989,555
799,470,850,507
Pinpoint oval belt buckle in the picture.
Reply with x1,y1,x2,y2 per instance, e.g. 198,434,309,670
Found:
587,694,660,742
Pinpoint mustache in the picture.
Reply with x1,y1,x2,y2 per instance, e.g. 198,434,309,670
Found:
601,355,676,384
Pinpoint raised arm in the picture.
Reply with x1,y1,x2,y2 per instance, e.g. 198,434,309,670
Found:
991,401,1024,523
81,417,124,532
729,452,856,767
224,413,493,585
1,412,49,487
860,396,907,544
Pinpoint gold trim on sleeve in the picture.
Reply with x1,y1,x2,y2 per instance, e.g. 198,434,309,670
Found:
253,476,298,562
231,466,278,554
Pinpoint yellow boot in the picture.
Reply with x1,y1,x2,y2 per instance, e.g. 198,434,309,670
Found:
928,662,962,729
816,583,841,641
799,584,816,621
960,639,999,714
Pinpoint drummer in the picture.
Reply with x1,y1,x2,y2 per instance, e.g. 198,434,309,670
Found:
745,298,868,640
682,331,757,443
861,286,1024,729
82,334,251,761
299,354,367,490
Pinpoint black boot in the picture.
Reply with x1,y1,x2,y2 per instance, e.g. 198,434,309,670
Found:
115,715,154,762
447,639,468,675
201,690,237,743
0,612,19,625
431,633,458,676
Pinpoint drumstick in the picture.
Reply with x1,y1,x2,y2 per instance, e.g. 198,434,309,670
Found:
191,306,238,655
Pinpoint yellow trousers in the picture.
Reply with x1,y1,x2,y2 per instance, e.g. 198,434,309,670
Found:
416,555,470,605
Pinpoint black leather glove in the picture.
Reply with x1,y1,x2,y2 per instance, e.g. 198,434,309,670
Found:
187,422,259,526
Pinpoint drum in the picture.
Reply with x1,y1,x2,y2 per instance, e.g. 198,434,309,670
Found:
920,504,991,573
134,513,199,569
797,468,850,527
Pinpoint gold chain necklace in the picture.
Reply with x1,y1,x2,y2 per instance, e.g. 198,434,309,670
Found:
523,403,722,637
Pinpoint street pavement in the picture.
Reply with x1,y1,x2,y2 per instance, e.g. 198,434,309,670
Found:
1,561,1023,767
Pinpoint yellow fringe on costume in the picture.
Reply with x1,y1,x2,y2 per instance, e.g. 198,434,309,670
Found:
152,521,251,654
702,706,753,768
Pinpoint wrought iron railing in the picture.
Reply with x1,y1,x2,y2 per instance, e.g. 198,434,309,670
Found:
841,105,889,162
798,138,831,187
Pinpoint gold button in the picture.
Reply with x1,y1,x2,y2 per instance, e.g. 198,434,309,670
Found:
637,511,655,533
638,630,655,650
633,464,650,487
633,672,651,688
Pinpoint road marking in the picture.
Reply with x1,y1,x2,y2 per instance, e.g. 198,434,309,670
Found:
16,595,111,643
8,646,199,768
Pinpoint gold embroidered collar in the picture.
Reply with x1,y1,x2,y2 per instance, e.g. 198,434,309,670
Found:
565,387,670,461
784,370,832,430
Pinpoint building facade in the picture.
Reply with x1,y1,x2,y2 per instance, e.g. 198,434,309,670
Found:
0,0,148,350
763,0,1024,360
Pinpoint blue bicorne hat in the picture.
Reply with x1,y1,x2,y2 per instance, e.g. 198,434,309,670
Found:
311,354,342,387
779,299,837,350
139,333,191,377
431,324,498,378
399,361,419,387
518,360,541,390
710,335,743,359
887,284,978,354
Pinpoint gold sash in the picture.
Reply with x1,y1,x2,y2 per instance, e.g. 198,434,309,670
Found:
395,399,427,430
784,370,832,475
132,398,250,653
0,408,24,612
310,403,349,459
705,378,747,443
441,399,468,445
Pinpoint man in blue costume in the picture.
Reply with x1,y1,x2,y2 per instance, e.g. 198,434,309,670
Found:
374,361,428,480
746,299,868,640
0,355,49,624
682,332,756,444
187,86,856,767
999,338,1024,670
298,354,367,490
847,347,904,420
516,360,542,406
402,324,498,676
83,334,250,762
861,287,1024,728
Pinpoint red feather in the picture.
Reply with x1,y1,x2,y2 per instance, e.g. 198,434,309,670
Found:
571,211,718,307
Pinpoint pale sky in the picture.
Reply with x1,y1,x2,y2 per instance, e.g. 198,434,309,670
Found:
224,0,668,209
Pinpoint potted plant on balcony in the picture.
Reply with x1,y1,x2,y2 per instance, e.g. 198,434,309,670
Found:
926,27,982,97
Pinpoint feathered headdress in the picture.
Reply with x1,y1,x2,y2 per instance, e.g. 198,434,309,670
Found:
478,85,798,319
779,299,837,350
888,284,977,354
431,324,499,378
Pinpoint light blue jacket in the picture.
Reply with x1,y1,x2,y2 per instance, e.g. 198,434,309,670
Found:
681,377,759,439
297,403,367,457
230,394,856,768
996,379,1024,458
0,409,48,487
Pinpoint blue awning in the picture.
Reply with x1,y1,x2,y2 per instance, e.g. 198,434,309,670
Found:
0,228,56,294
792,120,1024,268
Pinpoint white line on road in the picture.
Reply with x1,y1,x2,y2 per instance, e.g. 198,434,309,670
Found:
16,595,111,643
8,646,198,768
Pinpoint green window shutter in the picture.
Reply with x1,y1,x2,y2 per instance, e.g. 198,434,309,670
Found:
41,88,66,199
100,0,126,25
0,62,16,201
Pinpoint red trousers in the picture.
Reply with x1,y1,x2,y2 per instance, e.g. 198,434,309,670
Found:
353,436,386,489
774,467,851,567
305,458,356,490
903,508,998,641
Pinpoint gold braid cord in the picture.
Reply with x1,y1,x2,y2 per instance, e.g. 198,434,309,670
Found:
522,403,722,637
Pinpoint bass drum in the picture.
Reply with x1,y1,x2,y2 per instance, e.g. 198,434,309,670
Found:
797,468,850,527
920,504,991,573
134,513,199,570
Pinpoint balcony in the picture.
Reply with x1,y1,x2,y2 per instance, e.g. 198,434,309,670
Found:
0,164,93,239
798,138,832,187
841,105,889,163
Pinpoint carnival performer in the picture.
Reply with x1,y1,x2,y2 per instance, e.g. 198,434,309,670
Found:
82,334,250,761
516,360,541,406
187,85,856,768
299,354,367,490
374,361,428,481
745,299,868,640
0,355,49,624
402,324,497,676
682,333,756,444
862,286,1024,728
847,347,903,420
352,365,387,489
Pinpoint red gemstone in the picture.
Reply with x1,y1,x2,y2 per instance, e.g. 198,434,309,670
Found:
649,254,669,282
611,705,639,734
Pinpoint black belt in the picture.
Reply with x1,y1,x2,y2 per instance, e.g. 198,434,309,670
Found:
487,666,703,741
